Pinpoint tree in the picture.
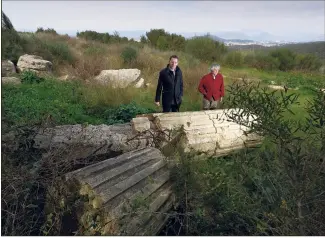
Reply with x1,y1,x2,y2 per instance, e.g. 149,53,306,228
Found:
156,36,169,51
140,35,148,44
146,29,167,46
269,48,296,71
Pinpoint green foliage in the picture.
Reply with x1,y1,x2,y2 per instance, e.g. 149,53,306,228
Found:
229,41,325,60
171,81,325,235
185,36,227,62
84,44,106,56
140,35,149,44
41,40,74,64
2,79,99,126
120,46,138,65
145,29,186,51
294,53,322,71
77,30,130,44
2,78,157,128
269,48,296,71
36,27,58,35
1,29,26,62
241,49,322,72
249,53,281,71
146,29,167,46
102,102,156,125
156,36,169,51
20,70,45,84
223,51,244,67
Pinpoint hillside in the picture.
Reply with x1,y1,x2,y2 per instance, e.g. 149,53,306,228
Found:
228,41,325,59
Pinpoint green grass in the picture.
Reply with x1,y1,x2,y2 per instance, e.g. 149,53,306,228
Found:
2,66,322,129
1,78,157,128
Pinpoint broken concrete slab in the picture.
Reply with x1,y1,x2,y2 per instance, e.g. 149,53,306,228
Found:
132,109,262,155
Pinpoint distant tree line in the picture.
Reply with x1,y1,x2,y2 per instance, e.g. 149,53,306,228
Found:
76,30,130,44
229,48,323,72
36,27,58,35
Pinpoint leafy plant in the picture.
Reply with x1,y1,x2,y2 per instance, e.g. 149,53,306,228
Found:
120,46,138,65
103,102,156,125
20,71,45,84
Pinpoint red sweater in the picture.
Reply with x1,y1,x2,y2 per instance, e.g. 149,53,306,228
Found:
198,73,224,101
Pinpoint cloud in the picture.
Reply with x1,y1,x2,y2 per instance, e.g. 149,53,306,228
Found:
2,1,324,41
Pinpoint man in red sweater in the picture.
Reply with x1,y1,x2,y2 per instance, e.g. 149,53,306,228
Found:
198,64,224,110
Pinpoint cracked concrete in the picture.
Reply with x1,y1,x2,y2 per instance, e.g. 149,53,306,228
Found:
132,109,262,155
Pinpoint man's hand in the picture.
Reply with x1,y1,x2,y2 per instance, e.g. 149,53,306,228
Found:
155,101,160,107
220,97,224,102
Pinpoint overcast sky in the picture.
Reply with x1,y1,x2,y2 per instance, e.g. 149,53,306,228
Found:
2,1,325,41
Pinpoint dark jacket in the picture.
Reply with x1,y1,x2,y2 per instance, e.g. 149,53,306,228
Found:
155,65,183,109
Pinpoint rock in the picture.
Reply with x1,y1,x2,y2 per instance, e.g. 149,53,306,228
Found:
1,76,21,85
1,60,16,76
17,54,52,73
268,85,285,90
131,117,151,132
56,147,175,235
132,109,262,156
94,69,141,88
33,123,153,160
134,78,145,88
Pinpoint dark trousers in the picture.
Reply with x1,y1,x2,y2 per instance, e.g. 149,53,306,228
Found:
163,104,180,113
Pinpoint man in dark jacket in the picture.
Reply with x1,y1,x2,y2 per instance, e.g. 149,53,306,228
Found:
155,55,183,112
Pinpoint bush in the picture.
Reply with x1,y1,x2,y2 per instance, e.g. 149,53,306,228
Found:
20,70,45,84
102,102,156,125
185,36,227,62
36,27,58,35
156,36,169,51
252,53,280,71
120,46,138,65
171,82,325,235
1,29,26,62
295,53,322,71
16,34,75,66
269,48,296,71
223,51,244,67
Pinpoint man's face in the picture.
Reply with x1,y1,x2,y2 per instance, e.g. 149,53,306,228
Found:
169,57,178,70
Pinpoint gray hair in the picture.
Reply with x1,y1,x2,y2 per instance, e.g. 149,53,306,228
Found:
210,64,220,71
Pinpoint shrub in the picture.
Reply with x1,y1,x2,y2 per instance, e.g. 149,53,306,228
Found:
269,48,296,71
102,102,156,124
120,46,138,65
20,70,45,84
19,34,75,66
156,36,169,51
253,53,280,71
36,27,58,35
185,36,227,62
294,53,322,71
1,29,26,62
223,51,244,67
171,82,325,235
